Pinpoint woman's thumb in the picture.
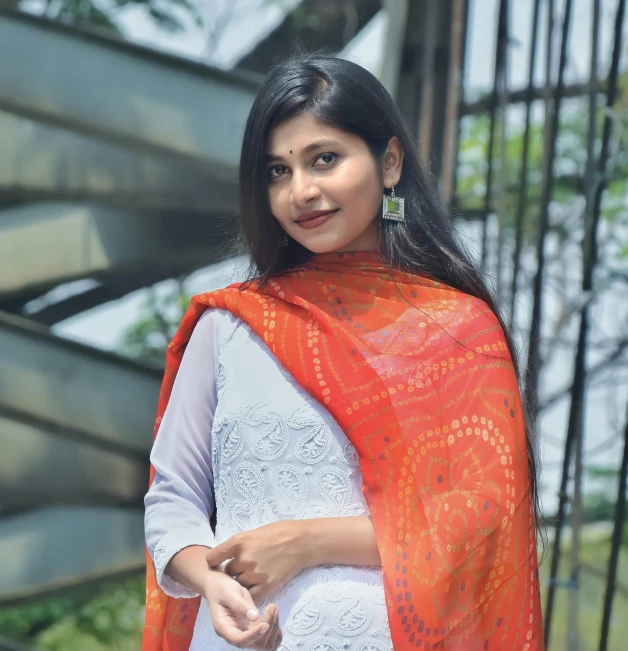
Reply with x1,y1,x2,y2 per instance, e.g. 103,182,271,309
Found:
227,588,259,622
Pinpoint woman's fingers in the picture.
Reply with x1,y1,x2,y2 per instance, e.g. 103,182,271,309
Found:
224,558,244,578
255,606,279,651
251,605,275,650
235,624,270,649
249,584,262,598
206,539,238,568
219,584,260,623
214,619,269,649
265,608,282,651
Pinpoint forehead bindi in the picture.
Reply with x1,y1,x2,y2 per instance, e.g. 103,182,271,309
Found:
266,117,351,162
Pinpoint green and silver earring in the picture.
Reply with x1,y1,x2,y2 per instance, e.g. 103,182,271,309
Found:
382,185,405,222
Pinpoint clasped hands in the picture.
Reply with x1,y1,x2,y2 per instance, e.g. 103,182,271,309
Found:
204,520,309,650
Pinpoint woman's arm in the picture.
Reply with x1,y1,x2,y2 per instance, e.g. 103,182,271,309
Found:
166,545,219,596
299,516,381,568
205,516,381,601
144,310,220,598
145,310,283,650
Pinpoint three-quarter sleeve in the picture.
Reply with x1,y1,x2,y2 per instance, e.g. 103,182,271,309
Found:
144,309,220,599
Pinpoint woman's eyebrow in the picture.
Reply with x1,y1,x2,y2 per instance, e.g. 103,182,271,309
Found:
266,140,342,163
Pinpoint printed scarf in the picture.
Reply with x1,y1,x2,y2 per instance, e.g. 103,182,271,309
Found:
142,251,543,651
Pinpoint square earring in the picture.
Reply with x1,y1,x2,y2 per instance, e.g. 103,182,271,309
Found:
382,186,405,222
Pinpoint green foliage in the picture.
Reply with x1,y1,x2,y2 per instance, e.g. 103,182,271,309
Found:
583,491,623,525
37,0,294,37
456,87,628,248
43,0,203,35
586,464,623,479
119,283,190,366
0,575,145,650
540,534,628,650
582,465,628,544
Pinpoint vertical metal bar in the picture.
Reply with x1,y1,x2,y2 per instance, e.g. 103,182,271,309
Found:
495,1,510,306
380,0,410,100
418,0,440,165
541,0,556,166
524,0,573,418
440,0,468,202
543,0,626,645
566,4,601,649
599,403,628,651
544,0,555,107
508,0,542,329
449,0,471,210
595,9,627,642
590,0,625,273
480,0,508,271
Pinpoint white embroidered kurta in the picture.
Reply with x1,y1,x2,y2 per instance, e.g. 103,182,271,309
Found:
145,309,391,651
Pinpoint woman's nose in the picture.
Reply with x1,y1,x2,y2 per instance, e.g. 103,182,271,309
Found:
290,170,320,206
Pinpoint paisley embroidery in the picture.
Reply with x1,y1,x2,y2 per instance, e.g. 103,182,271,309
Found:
227,499,252,532
366,587,386,606
356,643,386,651
317,467,352,509
295,423,333,465
252,421,290,461
339,440,359,468
220,420,244,464
243,399,272,427
321,578,349,603
254,496,292,526
333,599,372,637
308,638,343,651
216,474,231,513
272,464,308,509
285,597,325,636
232,462,264,504
284,403,319,430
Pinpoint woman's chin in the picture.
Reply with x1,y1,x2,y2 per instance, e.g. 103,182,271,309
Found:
296,235,349,255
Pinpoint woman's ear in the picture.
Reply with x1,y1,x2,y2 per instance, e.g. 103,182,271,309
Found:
382,137,405,189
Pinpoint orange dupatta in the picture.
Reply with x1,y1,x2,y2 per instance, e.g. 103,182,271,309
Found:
143,251,543,651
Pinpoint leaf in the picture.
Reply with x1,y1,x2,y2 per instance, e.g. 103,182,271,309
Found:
585,464,620,479
49,0,204,34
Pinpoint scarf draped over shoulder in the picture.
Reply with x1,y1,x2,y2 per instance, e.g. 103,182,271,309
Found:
142,251,543,651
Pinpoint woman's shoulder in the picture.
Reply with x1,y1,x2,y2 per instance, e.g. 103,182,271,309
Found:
189,307,240,354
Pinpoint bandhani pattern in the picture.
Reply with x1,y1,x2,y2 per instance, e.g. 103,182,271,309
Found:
143,251,543,651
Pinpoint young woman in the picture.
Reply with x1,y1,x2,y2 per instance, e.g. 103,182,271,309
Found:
143,54,544,651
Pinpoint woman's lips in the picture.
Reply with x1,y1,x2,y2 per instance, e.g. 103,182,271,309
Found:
295,209,338,230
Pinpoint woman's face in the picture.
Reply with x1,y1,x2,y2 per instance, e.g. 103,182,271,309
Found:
266,113,404,254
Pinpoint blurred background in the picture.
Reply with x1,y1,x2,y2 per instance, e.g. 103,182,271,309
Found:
0,0,626,649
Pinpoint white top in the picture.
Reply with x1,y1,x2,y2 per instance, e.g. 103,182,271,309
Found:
145,309,392,651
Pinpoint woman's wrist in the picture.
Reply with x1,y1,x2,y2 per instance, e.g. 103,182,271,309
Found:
166,545,220,597
202,567,231,599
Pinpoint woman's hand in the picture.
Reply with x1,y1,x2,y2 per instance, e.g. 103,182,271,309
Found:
204,571,282,650
205,521,308,601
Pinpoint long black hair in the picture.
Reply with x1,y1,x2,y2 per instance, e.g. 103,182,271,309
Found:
237,52,543,536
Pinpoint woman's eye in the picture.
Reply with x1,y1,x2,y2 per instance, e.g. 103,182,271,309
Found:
315,153,338,166
268,165,287,179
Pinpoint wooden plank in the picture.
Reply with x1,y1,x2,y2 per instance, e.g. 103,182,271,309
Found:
0,508,145,604
0,311,161,455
